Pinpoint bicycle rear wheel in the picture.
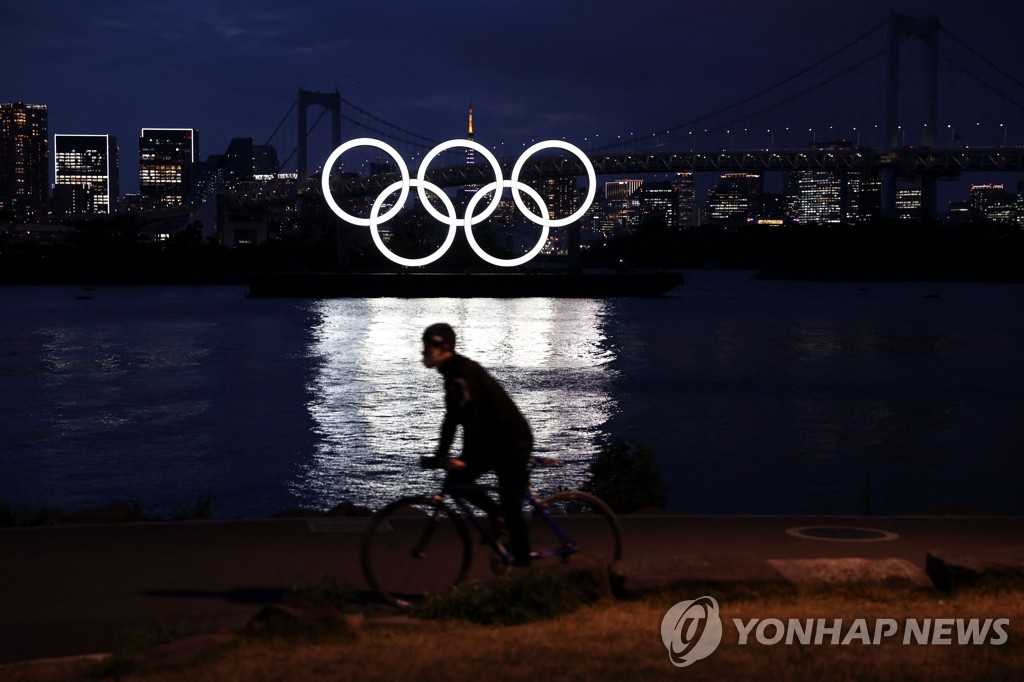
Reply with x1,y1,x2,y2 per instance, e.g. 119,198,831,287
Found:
530,491,623,569
360,495,472,608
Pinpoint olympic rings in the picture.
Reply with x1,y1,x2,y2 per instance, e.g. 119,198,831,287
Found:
370,179,459,268
321,137,596,268
416,140,504,226
511,140,597,228
321,138,409,227
465,181,548,267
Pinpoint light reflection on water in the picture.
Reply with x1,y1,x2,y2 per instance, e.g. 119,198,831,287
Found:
2,275,1021,518
295,298,617,511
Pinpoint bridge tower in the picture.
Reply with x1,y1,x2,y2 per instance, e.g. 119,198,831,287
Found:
885,12,939,149
883,12,940,217
297,88,342,180
297,89,346,269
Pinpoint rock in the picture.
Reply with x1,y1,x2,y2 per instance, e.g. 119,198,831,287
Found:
925,549,1024,591
140,633,235,665
328,501,373,517
612,554,786,598
766,557,933,589
245,592,348,636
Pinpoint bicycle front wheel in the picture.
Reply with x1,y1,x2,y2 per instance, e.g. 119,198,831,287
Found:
530,491,623,569
360,495,472,608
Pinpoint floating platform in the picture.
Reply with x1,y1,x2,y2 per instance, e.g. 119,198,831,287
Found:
246,270,684,298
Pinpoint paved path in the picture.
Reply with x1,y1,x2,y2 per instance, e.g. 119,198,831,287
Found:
2,515,1023,664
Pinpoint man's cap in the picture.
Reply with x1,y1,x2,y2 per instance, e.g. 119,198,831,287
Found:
423,323,456,350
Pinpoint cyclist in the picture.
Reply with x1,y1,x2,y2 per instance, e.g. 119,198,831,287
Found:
419,322,533,567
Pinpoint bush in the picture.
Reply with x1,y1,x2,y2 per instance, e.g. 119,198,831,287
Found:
413,569,594,625
582,439,668,514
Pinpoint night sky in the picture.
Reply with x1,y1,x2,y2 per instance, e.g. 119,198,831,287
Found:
3,1,1023,196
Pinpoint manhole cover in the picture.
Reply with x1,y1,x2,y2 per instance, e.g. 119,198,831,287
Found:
786,526,899,542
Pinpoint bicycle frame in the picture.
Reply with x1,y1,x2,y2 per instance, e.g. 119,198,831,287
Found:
442,478,579,565
361,465,622,608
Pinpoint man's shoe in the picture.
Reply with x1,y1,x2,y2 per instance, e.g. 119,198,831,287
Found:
512,555,532,568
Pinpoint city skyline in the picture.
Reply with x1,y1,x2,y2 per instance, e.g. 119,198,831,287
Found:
4,100,1023,228
3,0,1023,198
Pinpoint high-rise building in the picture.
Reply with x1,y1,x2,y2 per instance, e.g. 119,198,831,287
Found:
947,200,972,223
796,171,842,224
672,172,696,227
0,102,49,221
139,128,197,207
785,169,880,224
707,173,762,225
528,176,578,222
967,182,1017,224
601,179,643,235
969,183,1010,221
895,184,923,219
191,137,281,204
639,181,675,227
985,197,1016,225
53,134,119,215
1016,182,1024,229
843,171,881,223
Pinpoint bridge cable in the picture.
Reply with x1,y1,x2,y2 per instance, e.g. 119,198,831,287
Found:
337,95,441,145
276,105,331,172
940,27,1024,94
939,49,1024,113
593,20,885,152
264,99,298,147
340,114,439,150
627,51,883,153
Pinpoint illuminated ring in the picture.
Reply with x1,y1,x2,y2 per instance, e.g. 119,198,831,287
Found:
369,178,458,267
321,138,596,268
464,181,549,268
416,140,504,225
321,138,410,227
510,140,596,227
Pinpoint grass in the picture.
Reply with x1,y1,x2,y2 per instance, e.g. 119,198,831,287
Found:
169,490,215,521
412,567,602,625
4,580,1023,682
89,619,206,679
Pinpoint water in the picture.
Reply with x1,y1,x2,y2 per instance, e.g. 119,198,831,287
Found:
602,273,1024,516
1,272,1021,518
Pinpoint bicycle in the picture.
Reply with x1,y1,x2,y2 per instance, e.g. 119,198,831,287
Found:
360,456,623,608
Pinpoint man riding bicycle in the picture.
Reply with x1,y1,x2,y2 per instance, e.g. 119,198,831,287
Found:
419,323,533,567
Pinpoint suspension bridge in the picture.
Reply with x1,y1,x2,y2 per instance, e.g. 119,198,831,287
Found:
250,11,1023,218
